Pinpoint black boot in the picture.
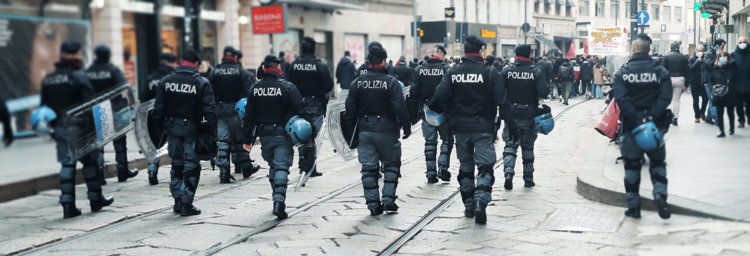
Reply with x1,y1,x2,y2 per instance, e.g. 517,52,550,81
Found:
438,169,451,182
180,203,202,216
273,202,288,220
98,167,107,186
383,202,399,212
90,195,115,212
173,199,182,213
243,161,261,178
654,194,671,219
427,175,439,184
148,171,158,185
504,173,513,190
474,201,488,224
370,204,384,216
672,118,678,126
524,176,535,188
234,165,242,174
624,207,641,219
62,202,82,219
117,169,139,182
464,207,475,218
219,172,235,184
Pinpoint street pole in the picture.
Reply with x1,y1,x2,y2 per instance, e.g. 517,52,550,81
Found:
413,0,418,59
524,0,528,44
615,0,618,26
694,0,697,47
630,0,637,42
640,0,645,34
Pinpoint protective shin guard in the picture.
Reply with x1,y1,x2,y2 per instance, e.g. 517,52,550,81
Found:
649,160,668,197
475,166,494,204
82,164,103,201
457,170,476,209
424,143,438,178
169,165,184,200
181,166,201,204
59,164,77,203
216,140,231,172
503,152,517,176
361,168,381,209
272,169,289,202
382,165,400,206
437,142,452,171
522,158,535,183
623,159,643,208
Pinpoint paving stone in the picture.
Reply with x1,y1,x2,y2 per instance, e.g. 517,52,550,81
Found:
320,246,377,255
256,246,323,256
432,249,490,256
467,247,517,256
437,240,483,251
507,242,559,253
396,244,441,254
509,234,559,245
276,239,337,248
480,237,524,249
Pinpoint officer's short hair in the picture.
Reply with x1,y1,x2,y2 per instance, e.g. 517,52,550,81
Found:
633,39,651,53
367,45,387,64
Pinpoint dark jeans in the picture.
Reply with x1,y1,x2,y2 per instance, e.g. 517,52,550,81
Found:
691,86,709,118
735,93,750,124
716,104,736,133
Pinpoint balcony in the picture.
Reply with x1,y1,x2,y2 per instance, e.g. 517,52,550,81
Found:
276,0,365,10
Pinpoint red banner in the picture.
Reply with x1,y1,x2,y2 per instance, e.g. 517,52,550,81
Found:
252,5,286,34
123,60,136,87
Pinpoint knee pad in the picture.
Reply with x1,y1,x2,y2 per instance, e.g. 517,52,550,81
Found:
503,152,517,157
522,158,534,164
171,165,184,180
457,170,475,182
649,159,666,169
624,159,643,171
383,165,400,181
361,168,380,189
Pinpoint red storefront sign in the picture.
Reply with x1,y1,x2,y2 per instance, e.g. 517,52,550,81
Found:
123,61,136,87
251,5,286,34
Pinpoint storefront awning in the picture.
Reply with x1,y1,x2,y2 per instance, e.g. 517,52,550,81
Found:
535,35,560,51
535,0,541,3
566,0,576,7
277,0,365,10
544,0,554,5
555,0,564,6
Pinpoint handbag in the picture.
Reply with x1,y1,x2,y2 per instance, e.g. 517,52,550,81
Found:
711,84,729,99
595,98,621,139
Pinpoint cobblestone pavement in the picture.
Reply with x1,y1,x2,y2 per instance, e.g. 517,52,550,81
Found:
1,98,749,256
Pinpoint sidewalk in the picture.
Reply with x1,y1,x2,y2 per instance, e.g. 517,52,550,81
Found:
0,131,158,202
578,95,750,221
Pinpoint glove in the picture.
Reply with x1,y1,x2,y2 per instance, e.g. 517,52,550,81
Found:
402,127,412,140
3,128,13,147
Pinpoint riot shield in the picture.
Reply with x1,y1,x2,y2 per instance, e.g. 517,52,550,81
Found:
326,102,358,161
133,99,169,163
65,84,136,159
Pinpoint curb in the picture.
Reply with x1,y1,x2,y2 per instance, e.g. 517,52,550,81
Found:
0,157,171,203
576,136,748,222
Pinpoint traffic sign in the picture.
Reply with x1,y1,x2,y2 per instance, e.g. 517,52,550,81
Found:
637,11,650,25
685,26,694,35
521,22,531,33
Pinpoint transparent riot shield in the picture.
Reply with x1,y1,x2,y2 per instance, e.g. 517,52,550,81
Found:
65,84,136,159
326,102,357,161
133,99,168,163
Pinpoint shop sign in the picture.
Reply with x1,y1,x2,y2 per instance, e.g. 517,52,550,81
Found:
120,0,154,14
251,5,287,34
480,29,496,38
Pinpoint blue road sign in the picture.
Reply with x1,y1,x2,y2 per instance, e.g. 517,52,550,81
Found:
637,11,650,25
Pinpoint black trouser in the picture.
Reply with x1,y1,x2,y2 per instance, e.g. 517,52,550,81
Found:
691,85,709,118
734,93,750,124
716,104,736,133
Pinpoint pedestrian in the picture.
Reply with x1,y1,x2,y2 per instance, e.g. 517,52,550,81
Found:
344,42,411,216
143,53,178,185
153,49,218,216
409,57,419,71
393,55,413,87
730,37,750,128
41,41,113,218
580,57,594,98
208,46,258,183
0,96,12,147
708,51,740,137
662,41,689,126
537,56,555,99
613,34,672,220
501,45,550,189
485,55,496,67
593,60,606,99
85,44,139,184
287,36,334,177
557,58,574,105
355,50,395,78
703,39,726,124
410,44,452,184
243,55,308,220
279,51,291,77
688,44,709,123
428,35,519,224
336,51,357,91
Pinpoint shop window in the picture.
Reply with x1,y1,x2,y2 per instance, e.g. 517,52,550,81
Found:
610,2,619,18
580,0,589,16
595,0,604,17
556,5,560,16
566,7,571,17
663,6,670,22
675,7,682,22
652,5,659,20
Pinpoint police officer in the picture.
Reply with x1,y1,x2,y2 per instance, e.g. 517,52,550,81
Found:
153,49,218,216
286,37,334,177
345,43,411,216
42,41,114,218
243,55,308,220
355,55,395,78
86,44,139,184
613,34,673,219
500,45,550,190
429,35,519,224
143,53,177,185
410,44,453,183
208,46,258,183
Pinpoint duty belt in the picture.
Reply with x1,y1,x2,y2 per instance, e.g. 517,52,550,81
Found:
217,101,237,105
256,123,283,131
359,115,396,123
451,116,493,124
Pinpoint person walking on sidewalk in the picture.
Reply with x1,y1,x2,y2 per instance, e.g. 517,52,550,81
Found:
40,41,114,218
662,41,689,126
593,60,606,99
345,43,411,216
153,49,218,216
429,35,519,224
0,96,13,147
86,44,139,184
730,37,750,128
244,55,309,220
612,34,673,220
500,45,550,190
688,45,709,123
703,39,726,124
143,53,177,185
708,51,740,137
580,57,594,98
410,44,453,184
557,58,574,105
